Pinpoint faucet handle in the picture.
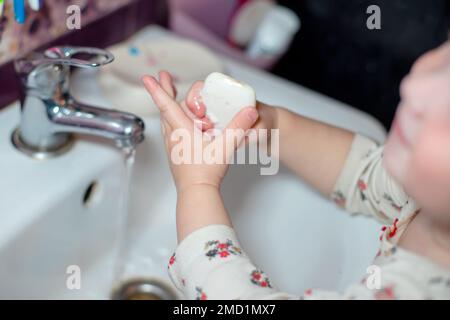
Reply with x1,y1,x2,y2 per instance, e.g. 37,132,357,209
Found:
15,46,114,77
15,46,114,95
43,46,114,68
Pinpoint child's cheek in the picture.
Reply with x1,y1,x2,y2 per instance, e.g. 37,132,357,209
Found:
406,121,450,216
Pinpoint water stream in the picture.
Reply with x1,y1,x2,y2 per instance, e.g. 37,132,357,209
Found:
112,148,136,287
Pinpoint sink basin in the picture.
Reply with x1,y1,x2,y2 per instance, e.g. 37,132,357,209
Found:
122,117,382,297
0,105,127,299
0,26,386,299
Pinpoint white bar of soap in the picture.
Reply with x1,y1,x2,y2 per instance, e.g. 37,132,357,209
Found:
200,72,256,129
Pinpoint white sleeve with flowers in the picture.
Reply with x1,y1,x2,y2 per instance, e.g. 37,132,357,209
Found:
330,134,411,225
167,224,450,300
168,225,295,300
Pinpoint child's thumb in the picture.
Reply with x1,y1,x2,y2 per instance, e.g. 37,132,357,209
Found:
221,107,259,159
228,107,259,130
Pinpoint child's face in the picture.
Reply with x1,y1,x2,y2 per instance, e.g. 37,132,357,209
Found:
384,41,450,223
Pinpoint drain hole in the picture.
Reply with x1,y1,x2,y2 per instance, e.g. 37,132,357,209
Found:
82,181,99,207
111,279,177,300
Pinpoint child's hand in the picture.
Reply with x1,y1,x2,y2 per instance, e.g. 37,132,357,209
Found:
184,81,278,148
142,72,259,193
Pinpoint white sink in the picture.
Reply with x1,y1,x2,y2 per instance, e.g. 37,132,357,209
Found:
123,117,383,297
0,105,127,299
0,26,386,299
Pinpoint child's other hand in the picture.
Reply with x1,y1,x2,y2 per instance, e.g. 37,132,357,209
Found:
184,81,278,147
142,71,259,193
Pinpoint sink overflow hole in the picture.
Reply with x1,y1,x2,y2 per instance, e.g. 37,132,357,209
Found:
82,181,99,207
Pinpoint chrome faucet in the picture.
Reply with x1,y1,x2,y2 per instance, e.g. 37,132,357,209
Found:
12,46,145,159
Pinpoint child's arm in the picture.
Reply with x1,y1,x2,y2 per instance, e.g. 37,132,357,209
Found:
255,103,414,225
176,184,230,242
261,103,355,195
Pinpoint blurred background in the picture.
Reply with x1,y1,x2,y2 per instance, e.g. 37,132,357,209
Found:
0,0,449,129
273,0,450,129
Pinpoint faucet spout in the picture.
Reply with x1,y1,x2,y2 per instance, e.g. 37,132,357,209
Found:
12,46,146,159
51,99,145,149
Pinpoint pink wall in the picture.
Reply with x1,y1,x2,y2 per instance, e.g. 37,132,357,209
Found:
169,0,240,39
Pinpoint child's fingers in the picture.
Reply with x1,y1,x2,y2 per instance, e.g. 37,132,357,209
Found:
200,117,214,131
178,81,214,131
225,107,259,133
218,107,259,160
147,74,210,129
180,101,214,131
184,81,215,130
142,75,192,130
158,71,177,99
160,116,174,159
196,114,214,131
160,115,171,136
185,81,206,118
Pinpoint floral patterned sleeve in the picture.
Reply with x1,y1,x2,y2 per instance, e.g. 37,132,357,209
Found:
330,134,410,225
168,225,296,300
168,224,450,300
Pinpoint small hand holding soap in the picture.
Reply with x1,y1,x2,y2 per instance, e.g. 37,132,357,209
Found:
200,72,256,130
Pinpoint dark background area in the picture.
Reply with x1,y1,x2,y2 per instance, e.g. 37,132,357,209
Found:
273,0,450,129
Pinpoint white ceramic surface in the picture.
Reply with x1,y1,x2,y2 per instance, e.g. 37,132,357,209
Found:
0,105,126,299
92,37,224,117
